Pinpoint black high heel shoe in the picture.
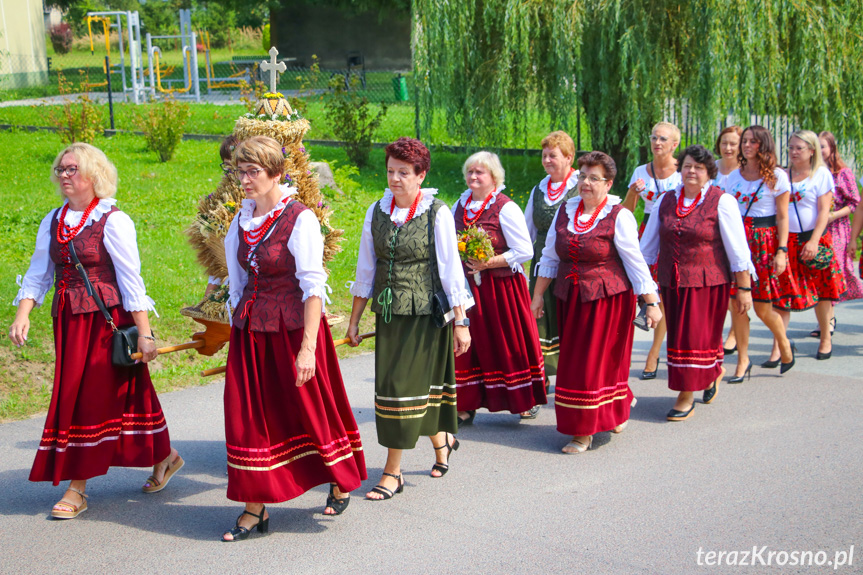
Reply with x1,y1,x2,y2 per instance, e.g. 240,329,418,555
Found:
723,344,737,355
431,433,459,478
457,410,476,427
727,362,753,384
815,346,832,360
780,340,796,374
324,484,350,515
222,506,268,542
760,357,780,369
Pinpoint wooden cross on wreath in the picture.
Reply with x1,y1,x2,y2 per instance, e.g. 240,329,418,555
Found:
260,47,286,93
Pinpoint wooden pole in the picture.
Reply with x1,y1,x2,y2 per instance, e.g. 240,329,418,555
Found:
130,339,204,360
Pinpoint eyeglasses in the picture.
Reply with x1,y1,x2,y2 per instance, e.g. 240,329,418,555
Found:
220,161,234,174
54,165,79,177
235,168,265,181
649,135,670,143
577,173,609,184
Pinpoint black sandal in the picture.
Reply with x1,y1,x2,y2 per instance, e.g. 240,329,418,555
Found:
457,410,476,427
324,484,350,515
430,433,459,478
366,472,404,500
222,506,268,542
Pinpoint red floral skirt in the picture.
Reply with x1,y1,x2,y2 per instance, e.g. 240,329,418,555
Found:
662,284,729,392
455,273,546,413
735,225,787,302
30,302,170,485
554,285,635,436
224,317,366,503
775,232,846,311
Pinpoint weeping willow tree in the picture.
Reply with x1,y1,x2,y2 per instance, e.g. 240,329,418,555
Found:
413,0,863,184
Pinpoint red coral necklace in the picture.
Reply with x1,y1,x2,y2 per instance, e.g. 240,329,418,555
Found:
390,190,423,224
463,191,495,227
676,191,701,218
547,168,575,202
572,197,608,233
56,197,100,245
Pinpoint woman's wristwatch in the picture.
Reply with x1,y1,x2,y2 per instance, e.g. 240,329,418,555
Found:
454,318,470,327
776,246,788,254
644,302,660,307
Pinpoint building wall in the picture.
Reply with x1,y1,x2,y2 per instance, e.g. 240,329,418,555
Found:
273,3,411,70
0,0,49,89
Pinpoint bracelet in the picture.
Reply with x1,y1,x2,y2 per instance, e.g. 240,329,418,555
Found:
644,302,660,307
737,287,753,292
139,334,156,341
775,246,788,253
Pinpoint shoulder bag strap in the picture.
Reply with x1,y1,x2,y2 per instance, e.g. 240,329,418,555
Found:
788,168,804,230
741,181,765,219
650,162,664,199
67,240,116,329
428,201,442,293
242,200,290,273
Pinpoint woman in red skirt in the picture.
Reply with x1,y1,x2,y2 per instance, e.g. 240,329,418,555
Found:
532,152,661,453
774,130,846,360
453,151,546,425
641,145,756,421
221,136,366,541
9,143,180,519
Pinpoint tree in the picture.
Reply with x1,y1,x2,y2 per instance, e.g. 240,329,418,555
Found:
413,0,863,188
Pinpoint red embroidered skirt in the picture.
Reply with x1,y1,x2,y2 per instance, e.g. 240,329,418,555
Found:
662,284,729,392
737,224,787,302
455,273,546,413
774,231,846,311
30,302,170,485
554,285,635,436
224,317,366,503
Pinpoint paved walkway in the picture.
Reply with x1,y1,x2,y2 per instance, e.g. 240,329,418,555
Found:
1,304,861,574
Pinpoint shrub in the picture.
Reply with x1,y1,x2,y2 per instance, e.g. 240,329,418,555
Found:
134,98,192,162
47,72,103,144
49,24,73,55
324,74,387,168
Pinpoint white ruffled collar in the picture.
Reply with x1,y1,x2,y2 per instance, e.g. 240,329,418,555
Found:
56,198,117,228
672,181,712,206
458,185,506,208
538,170,579,204
564,194,621,234
379,188,438,225
239,185,297,230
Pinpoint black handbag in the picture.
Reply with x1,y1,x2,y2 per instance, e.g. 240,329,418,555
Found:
67,241,140,367
427,204,458,328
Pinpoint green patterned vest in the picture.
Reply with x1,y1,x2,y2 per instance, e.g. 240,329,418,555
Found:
531,182,580,266
370,198,446,318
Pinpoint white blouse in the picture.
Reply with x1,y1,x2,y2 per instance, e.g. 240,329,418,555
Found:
523,170,579,241
724,168,791,218
639,184,757,276
452,187,533,274
628,164,683,215
225,188,329,314
536,195,657,296
788,166,835,233
349,188,475,310
14,199,157,314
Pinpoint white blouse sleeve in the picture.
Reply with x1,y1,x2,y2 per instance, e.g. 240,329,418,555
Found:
614,209,658,295
13,211,56,307
225,214,247,314
638,194,665,266
499,201,533,272
434,207,475,309
348,203,378,299
524,188,537,242
287,209,330,304
537,209,562,278
773,169,791,196
717,194,757,275
102,212,157,314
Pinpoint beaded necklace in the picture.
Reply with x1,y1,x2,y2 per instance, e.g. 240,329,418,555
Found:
572,196,608,233
675,191,701,218
546,169,575,202
462,190,495,227
390,189,423,224
56,197,100,245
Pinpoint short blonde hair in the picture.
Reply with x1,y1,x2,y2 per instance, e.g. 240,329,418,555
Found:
233,136,286,177
462,151,505,187
652,121,681,145
790,130,826,174
51,143,118,199
540,131,575,160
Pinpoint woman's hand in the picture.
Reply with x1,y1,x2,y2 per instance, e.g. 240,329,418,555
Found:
453,326,471,357
9,316,30,347
801,239,819,261
736,291,753,315
466,258,487,274
645,305,662,329
531,294,545,319
137,336,158,363
848,238,858,260
346,324,362,347
295,346,316,386
773,251,787,275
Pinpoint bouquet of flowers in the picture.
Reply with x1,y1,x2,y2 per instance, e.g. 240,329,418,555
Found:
457,226,494,285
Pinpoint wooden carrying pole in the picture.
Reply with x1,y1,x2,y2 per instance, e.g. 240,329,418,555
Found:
199,332,376,377
130,317,231,360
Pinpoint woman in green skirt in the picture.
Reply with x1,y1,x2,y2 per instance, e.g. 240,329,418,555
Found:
347,137,473,500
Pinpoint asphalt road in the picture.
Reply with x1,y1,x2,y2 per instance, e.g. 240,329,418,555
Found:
1,303,861,575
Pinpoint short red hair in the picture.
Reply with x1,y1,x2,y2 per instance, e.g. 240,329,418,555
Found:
385,137,430,175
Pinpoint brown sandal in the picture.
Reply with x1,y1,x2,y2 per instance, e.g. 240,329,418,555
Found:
142,454,185,493
51,487,88,519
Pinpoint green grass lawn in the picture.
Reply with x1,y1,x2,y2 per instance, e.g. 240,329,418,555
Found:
0,128,548,421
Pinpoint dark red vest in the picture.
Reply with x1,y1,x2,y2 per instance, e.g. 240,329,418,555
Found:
232,200,317,333
49,206,122,316
657,186,732,288
454,192,519,278
553,203,631,302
